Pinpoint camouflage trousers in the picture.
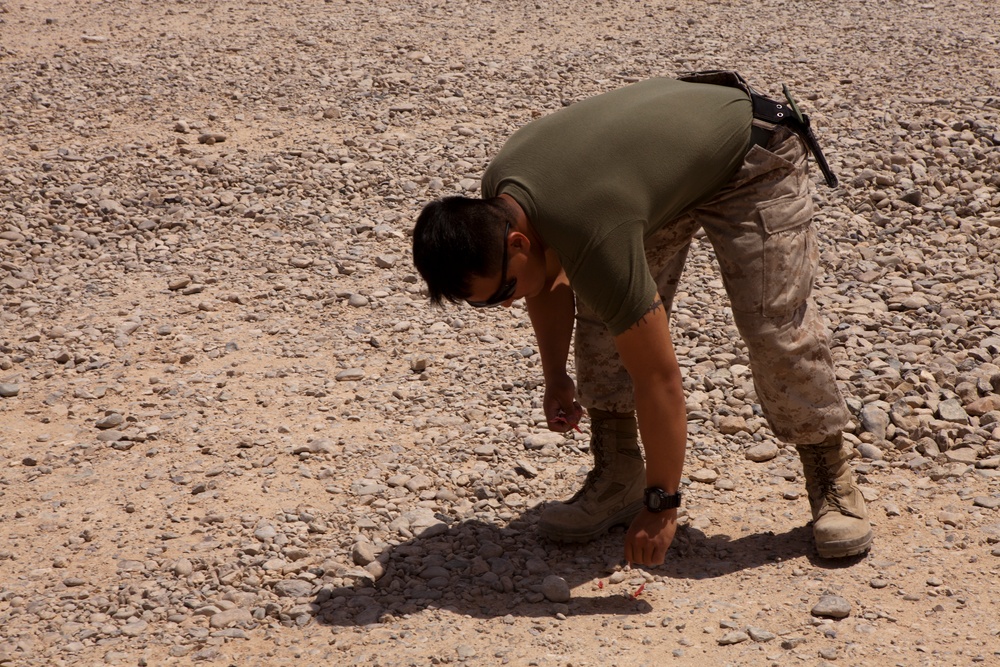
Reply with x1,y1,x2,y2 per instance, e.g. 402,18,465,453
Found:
574,122,851,445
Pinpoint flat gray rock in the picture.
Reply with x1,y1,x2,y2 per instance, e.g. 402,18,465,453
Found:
542,575,570,602
745,442,779,462
811,595,852,619
273,579,314,598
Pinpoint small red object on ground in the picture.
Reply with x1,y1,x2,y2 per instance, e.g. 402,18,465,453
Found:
631,583,645,599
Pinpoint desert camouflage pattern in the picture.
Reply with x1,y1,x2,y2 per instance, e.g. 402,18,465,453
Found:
575,122,851,445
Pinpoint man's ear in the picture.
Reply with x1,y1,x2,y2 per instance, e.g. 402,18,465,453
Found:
510,231,530,252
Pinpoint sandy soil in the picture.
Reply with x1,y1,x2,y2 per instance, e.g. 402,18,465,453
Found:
2,1,1000,666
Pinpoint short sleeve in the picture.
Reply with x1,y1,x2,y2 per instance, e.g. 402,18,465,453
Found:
565,218,658,336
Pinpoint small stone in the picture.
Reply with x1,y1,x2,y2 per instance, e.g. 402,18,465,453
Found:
717,415,748,435
747,627,775,642
173,558,193,576
870,578,889,589
973,496,1000,510
937,398,970,424
542,575,570,602
967,395,1000,416
197,132,227,144
348,294,369,307
718,631,750,645
273,579,314,598
943,448,979,464
937,511,963,527
121,620,148,637
335,368,365,381
819,646,840,660
352,542,377,566
0,383,20,397
254,524,277,541
860,404,890,440
95,413,124,429
608,570,627,584
523,432,566,450
811,595,851,619
856,442,884,460
689,468,719,484
292,438,337,455
745,442,779,462
209,607,252,629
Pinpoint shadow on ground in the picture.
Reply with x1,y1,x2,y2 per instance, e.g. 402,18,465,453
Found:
315,502,849,626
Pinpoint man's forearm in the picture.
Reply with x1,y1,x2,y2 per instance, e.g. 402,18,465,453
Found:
634,371,688,493
525,280,575,381
613,297,688,492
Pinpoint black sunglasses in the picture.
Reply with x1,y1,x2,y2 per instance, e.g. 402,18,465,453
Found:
468,221,517,308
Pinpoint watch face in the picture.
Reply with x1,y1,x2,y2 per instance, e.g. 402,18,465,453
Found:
645,488,680,511
646,489,663,512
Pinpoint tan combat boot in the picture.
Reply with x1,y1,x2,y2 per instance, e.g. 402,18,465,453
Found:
537,410,645,543
796,435,873,558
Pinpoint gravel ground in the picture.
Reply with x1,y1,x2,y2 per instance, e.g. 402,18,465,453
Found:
2,0,1000,665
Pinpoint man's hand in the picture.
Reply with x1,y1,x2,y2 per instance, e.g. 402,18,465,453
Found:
543,372,583,432
625,508,678,566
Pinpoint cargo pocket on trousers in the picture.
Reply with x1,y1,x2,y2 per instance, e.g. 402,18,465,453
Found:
758,194,817,319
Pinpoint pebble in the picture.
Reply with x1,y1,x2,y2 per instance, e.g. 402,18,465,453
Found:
209,607,253,629
95,413,124,429
973,496,1000,509
811,595,852,619
253,524,277,541
859,404,890,440
173,558,193,576
856,442,884,460
745,442,779,462
0,383,20,397
718,631,750,645
352,541,378,565
541,575,570,603
523,432,565,450
690,468,719,484
273,579,314,598
746,627,775,642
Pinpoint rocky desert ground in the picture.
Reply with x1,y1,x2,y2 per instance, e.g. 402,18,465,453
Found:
2,0,1000,665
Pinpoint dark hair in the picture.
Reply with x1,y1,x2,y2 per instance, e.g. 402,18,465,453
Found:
412,196,512,305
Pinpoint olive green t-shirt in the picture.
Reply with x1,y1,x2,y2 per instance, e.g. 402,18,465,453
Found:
481,78,752,335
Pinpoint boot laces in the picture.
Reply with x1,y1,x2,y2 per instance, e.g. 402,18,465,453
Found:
569,430,612,503
802,450,848,515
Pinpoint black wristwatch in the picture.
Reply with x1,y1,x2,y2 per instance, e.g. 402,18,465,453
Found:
643,487,682,512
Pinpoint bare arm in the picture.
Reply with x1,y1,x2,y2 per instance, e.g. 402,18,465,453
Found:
613,295,687,564
525,264,582,431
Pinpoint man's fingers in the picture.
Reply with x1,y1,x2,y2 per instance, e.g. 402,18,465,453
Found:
652,545,667,566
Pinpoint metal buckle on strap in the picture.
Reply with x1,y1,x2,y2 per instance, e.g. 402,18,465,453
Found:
680,70,839,188
750,89,839,188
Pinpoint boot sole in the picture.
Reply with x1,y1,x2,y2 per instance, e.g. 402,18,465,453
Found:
537,500,643,543
816,529,873,559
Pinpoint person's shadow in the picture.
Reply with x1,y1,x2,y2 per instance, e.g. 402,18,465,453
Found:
314,501,857,626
